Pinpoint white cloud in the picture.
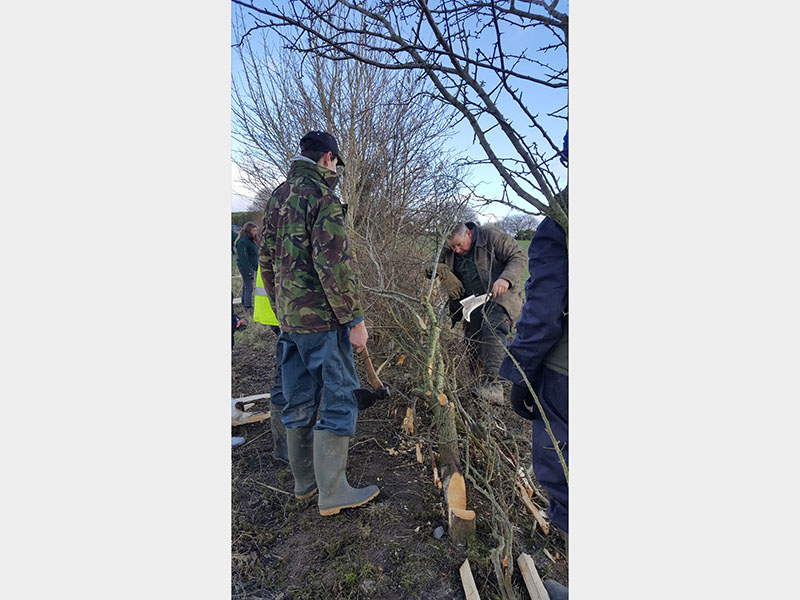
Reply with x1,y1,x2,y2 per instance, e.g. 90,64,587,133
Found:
231,194,251,212
476,211,501,225
231,161,253,212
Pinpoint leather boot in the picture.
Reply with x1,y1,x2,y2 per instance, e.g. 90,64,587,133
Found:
286,427,317,499
269,403,289,465
313,429,379,516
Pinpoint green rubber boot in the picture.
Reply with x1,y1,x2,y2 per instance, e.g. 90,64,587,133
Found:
286,427,317,499
270,403,289,465
313,429,379,516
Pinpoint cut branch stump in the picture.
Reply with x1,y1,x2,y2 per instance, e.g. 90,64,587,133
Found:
443,471,476,542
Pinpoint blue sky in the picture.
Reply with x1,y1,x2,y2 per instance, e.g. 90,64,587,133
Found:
230,2,568,222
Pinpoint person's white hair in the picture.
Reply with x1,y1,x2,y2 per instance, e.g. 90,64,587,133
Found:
447,223,468,240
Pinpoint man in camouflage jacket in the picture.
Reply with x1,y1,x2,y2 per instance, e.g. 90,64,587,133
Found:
259,131,379,516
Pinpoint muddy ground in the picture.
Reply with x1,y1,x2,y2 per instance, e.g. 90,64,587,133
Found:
231,317,567,599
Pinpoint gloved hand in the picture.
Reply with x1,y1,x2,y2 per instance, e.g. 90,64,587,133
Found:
509,383,538,420
425,263,464,300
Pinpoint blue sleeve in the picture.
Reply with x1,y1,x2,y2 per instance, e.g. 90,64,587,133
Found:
498,217,568,386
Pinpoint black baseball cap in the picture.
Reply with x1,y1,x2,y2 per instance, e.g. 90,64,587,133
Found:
300,130,345,168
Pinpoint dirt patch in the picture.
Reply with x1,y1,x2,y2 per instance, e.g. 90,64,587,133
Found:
232,321,567,599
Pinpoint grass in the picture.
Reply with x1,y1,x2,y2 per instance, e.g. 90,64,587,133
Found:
517,238,531,290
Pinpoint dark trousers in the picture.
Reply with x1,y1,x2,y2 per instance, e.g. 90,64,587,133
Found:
231,294,238,348
531,367,569,533
238,267,255,309
464,302,512,381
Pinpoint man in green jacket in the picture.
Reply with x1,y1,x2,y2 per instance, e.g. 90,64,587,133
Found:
437,222,527,404
235,222,260,313
259,130,379,516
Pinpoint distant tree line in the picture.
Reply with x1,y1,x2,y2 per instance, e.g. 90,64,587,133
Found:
231,211,261,228
495,213,541,240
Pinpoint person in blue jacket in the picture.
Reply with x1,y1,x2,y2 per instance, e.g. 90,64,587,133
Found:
497,209,569,538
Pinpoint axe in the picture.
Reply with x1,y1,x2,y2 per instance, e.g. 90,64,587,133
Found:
354,345,390,411
460,293,491,322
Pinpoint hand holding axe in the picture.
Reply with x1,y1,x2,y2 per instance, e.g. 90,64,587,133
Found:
354,345,390,411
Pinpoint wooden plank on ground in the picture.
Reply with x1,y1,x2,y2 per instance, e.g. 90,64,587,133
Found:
517,553,550,600
235,393,271,404
235,394,272,413
459,558,481,600
232,412,271,427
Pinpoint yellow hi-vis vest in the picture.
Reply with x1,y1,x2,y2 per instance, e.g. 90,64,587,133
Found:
253,267,279,326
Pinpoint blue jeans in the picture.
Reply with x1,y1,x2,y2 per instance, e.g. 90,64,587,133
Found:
531,367,569,533
238,267,255,309
269,326,286,408
278,328,360,436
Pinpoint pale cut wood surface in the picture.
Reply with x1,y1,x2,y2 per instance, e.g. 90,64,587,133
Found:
517,553,550,600
234,393,271,404
516,481,550,534
459,558,481,600
232,412,271,427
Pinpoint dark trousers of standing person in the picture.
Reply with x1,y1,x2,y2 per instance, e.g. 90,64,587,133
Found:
238,268,255,311
530,367,569,533
463,302,512,382
231,293,238,348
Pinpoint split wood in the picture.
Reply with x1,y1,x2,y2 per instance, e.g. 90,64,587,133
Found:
517,553,550,600
235,393,271,404
516,481,550,534
459,558,481,600
232,412,271,427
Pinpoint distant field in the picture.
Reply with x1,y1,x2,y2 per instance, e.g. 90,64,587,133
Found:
517,239,531,290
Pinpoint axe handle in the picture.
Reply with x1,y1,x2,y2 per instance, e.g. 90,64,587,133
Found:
362,346,384,389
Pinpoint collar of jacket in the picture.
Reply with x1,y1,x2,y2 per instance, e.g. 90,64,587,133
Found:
465,221,484,249
289,157,340,192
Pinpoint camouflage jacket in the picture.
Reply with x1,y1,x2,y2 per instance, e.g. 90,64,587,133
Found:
259,158,364,333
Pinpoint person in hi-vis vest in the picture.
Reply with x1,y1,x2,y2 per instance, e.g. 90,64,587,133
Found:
253,266,288,465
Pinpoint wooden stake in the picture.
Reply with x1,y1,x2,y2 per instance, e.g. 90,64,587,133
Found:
234,393,271,403
517,553,550,600
232,412,271,427
459,559,481,600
